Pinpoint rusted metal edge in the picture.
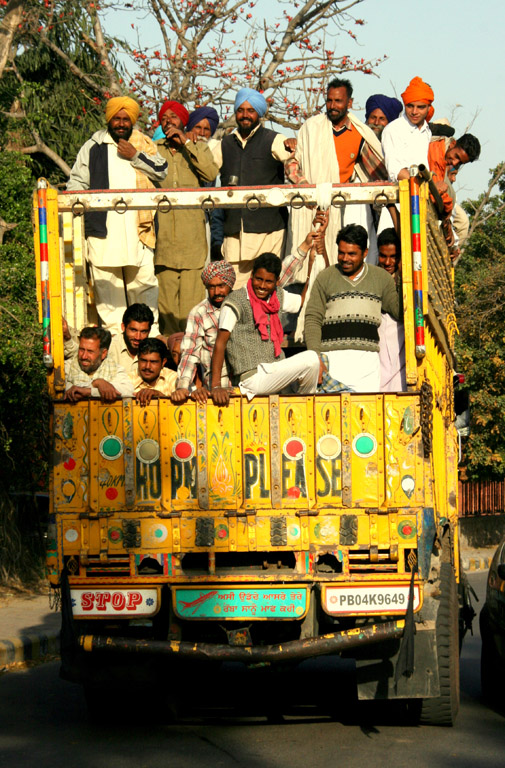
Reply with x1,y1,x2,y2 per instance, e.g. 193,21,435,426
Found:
79,618,405,662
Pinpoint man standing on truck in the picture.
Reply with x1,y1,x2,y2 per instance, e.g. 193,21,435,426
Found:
214,87,295,288
154,100,219,336
67,97,168,336
304,222,399,393
365,93,403,139
65,327,134,402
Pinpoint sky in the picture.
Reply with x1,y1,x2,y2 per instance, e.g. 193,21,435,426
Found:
106,0,504,201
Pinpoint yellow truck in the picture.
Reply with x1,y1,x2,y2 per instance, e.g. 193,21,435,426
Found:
35,175,464,724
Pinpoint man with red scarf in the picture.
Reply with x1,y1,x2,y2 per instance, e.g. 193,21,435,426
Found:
210,253,320,405
154,100,219,335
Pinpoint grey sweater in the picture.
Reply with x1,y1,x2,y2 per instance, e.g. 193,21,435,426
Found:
304,263,399,353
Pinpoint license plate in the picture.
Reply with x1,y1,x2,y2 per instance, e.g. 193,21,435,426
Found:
71,588,158,617
323,584,421,616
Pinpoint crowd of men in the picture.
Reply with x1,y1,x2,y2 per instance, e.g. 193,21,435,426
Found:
64,75,480,404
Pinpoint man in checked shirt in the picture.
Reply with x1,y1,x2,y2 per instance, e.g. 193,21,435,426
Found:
171,221,322,404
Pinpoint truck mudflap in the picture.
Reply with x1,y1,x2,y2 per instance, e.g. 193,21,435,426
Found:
79,618,405,663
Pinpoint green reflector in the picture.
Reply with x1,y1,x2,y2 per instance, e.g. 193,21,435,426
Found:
355,435,374,456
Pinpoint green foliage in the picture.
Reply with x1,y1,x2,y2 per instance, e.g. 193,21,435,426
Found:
455,164,505,479
0,152,49,494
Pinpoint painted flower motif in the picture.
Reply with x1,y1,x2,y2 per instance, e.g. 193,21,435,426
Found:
213,454,233,496
71,598,76,607
146,598,154,606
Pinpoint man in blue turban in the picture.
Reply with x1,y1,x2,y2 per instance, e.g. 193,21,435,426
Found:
365,94,403,139
186,106,220,139
211,87,295,288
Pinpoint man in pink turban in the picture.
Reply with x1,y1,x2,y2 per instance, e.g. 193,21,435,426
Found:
171,260,237,404
153,100,219,336
67,96,168,335
381,76,435,182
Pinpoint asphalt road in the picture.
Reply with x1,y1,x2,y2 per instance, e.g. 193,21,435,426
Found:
1,571,503,768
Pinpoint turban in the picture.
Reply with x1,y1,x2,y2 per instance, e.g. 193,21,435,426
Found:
167,332,184,354
365,94,403,124
201,260,236,289
105,97,140,125
234,88,267,117
158,100,189,127
187,106,220,136
401,77,434,106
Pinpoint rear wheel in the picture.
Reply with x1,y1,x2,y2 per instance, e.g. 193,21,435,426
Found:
419,561,460,725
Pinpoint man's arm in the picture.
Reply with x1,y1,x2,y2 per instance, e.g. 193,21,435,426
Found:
303,275,327,353
210,329,231,405
183,141,220,183
91,366,134,398
176,309,205,391
381,273,400,320
66,139,93,191
130,137,169,182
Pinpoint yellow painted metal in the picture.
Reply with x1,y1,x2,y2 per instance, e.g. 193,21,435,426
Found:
42,180,460,606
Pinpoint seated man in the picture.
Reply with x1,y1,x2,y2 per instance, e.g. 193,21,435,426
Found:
172,261,237,404
210,253,320,405
304,224,399,392
133,338,177,406
376,228,406,392
108,303,154,382
65,326,133,402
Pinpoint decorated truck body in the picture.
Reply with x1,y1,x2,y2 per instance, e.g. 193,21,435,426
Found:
35,176,463,724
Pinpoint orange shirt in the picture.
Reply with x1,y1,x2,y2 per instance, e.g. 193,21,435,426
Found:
333,125,363,183
428,139,453,215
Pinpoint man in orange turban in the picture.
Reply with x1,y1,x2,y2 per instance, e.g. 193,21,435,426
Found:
67,96,168,335
381,76,434,182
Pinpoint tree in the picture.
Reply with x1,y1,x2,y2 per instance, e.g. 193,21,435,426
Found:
123,0,384,128
0,0,122,182
455,163,505,480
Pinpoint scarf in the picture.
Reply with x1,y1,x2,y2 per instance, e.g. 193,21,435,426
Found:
246,279,283,357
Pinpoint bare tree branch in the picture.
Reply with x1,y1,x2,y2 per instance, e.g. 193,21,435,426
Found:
0,0,23,80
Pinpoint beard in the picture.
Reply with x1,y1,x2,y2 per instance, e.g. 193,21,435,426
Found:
108,123,133,143
327,107,348,126
236,116,260,137
368,123,385,139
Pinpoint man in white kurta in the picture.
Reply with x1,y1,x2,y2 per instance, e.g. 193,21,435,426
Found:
67,97,168,335
285,78,388,341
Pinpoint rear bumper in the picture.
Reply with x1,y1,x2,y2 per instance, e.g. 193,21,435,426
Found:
79,618,405,663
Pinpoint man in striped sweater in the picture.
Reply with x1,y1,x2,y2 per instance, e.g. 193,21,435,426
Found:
304,223,399,392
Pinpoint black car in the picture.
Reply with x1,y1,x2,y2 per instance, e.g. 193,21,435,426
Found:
480,538,505,700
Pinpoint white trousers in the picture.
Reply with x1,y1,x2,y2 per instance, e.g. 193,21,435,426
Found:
239,350,320,401
90,244,159,336
326,349,380,393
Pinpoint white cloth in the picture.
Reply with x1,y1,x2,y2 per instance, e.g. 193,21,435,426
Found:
289,113,383,341
238,350,320,401
381,114,431,182
91,243,159,336
86,139,141,268
325,348,380,393
219,289,301,332
378,313,406,392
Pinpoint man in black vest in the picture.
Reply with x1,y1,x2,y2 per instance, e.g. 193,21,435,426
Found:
67,97,168,335
212,88,295,289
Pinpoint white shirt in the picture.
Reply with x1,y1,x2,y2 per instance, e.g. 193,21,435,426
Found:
220,289,301,332
381,114,431,182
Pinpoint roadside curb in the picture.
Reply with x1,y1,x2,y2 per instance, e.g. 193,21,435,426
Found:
462,556,492,572
0,631,60,667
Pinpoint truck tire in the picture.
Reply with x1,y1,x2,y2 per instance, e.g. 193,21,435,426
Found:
419,561,460,726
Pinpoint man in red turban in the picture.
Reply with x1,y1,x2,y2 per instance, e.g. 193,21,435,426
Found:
153,100,219,335
381,76,434,182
